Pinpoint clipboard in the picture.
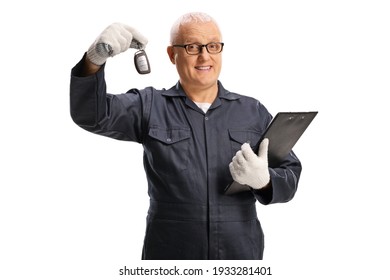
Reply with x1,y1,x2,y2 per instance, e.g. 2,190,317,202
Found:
224,111,318,195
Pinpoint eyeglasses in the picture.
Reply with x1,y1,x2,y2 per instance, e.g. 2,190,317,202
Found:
172,42,224,55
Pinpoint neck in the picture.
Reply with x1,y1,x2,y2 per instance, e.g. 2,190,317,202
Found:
181,83,218,103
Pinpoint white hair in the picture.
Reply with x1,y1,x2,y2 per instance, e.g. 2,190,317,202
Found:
169,12,220,44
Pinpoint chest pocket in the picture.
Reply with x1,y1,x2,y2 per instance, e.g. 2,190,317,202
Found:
228,129,263,158
146,127,191,174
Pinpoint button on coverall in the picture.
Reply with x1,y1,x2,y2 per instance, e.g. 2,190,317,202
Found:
70,56,302,260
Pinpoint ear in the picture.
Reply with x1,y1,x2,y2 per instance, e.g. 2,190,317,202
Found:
167,46,176,64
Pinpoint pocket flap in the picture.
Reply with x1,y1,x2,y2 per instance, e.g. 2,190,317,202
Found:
148,127,191,145
228,129,262,145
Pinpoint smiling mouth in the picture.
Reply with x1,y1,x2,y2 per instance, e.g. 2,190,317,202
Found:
195,66,212,70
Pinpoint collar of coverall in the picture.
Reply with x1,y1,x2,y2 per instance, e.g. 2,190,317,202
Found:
161,81,242,101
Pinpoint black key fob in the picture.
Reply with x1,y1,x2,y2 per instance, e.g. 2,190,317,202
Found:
134,50,151,74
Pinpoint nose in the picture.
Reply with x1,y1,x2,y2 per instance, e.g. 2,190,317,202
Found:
198,46,211,59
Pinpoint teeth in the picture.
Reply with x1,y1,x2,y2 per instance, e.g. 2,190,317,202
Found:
196,66,211,70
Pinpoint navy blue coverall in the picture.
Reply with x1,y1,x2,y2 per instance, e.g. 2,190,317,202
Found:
70,56,302,260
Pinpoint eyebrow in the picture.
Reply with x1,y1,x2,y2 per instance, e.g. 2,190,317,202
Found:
183,38,221,44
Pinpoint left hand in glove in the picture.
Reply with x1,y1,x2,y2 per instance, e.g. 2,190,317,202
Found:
229,138,270,190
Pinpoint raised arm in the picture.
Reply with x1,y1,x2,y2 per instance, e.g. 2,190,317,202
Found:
70,23,150,142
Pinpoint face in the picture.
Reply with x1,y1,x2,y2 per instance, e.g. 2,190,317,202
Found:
167,21,223,93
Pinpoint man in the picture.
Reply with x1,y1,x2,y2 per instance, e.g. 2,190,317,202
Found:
70,12,302,260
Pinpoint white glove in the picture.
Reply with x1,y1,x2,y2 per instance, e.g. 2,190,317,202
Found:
87,22,148,66
229,138,270,190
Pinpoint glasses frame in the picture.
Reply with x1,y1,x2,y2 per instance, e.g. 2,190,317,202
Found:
172,42,224,55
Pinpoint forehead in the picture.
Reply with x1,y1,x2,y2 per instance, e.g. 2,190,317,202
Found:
177,22,222,43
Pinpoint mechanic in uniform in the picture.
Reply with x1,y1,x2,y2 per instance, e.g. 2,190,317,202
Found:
69,12,302,259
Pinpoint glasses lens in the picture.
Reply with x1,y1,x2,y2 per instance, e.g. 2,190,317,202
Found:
207,43,222,53
186,44,201,55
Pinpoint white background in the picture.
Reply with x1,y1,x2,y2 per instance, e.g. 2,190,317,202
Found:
1,0,389,279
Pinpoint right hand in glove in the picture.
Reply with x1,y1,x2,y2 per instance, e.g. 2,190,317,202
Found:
87,23,148,66
229,139,270,190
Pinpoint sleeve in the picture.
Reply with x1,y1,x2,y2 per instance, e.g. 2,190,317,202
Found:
253,150,302,205
69,54,150,143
